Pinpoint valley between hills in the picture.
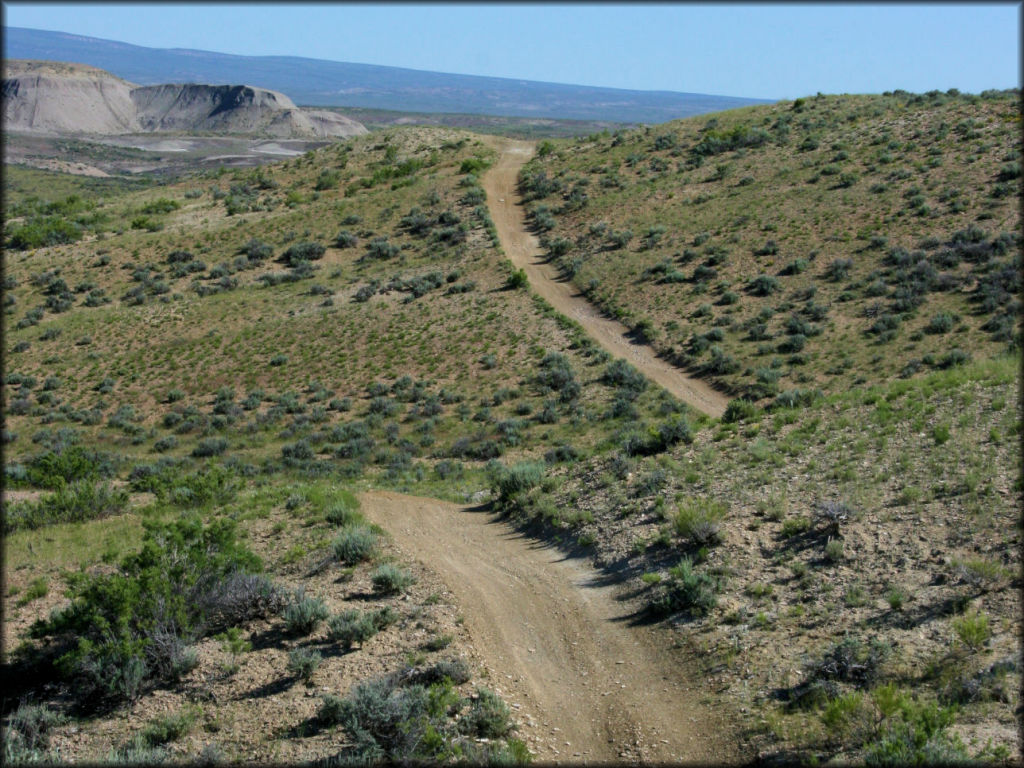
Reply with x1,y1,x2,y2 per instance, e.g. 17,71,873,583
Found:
2,82,1020,765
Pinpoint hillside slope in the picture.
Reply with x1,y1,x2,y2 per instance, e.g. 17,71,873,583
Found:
481,137,729,416
2,59,138,134
514,90,1020,403
2,126,721,761
1,93,1019,765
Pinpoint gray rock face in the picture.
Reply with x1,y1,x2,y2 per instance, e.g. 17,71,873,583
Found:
3,61,139,134
3,59,366,138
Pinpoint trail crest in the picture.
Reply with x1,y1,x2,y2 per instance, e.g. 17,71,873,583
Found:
480,138,729,418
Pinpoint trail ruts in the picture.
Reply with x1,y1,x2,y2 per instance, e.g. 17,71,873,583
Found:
480,137,729,418
362,491,744,764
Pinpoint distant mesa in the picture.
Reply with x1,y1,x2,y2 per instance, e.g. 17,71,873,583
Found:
6,27,773,123
2,59,368,138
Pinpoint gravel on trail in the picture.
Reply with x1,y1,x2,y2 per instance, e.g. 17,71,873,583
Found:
362,490,743,764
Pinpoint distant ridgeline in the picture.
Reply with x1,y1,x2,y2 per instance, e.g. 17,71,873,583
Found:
5,26,772,123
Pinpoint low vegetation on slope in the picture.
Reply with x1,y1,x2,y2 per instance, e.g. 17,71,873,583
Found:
1,125,693,762
2,89,1019,764
514,354,1019,762
516,89,1020,402
497,88,1021,762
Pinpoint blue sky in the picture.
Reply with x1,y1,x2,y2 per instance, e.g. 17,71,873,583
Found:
3,3,1019,99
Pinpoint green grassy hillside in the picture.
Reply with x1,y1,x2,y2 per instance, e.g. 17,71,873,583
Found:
516,90,1020,402
3,129,690,496
2,90,1020,764
501,89,1022,762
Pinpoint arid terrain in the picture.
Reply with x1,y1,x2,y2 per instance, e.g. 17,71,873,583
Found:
2,79,1020,766
481,137,729,417
4,60,367,139
361,491,744,763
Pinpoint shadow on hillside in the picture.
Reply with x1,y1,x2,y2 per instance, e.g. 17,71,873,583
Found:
774,525,832,556
612,604,674,628
235,673,295,701
862,593,969,631
286,712,332,739
476,501,696,628
344,589,384,602
247,623,294,651
624,326,659,347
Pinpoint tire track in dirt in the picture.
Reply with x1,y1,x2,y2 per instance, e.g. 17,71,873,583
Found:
361,490,743,764
480,137,729,419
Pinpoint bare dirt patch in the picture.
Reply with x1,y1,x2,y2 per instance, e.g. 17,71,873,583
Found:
14,158,111,176
360,490,746,763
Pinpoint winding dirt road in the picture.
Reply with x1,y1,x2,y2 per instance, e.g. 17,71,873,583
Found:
362,491,742,764
481,138,729,419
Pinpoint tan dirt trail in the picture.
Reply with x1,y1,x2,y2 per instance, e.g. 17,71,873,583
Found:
361,490,743,764
480,137,729,418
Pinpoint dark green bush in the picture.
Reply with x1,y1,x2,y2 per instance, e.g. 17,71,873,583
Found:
139,707,197,746
825,258,853,281
129,462,240,507
335,230,358,248
371,564,415,595
505,268,528,290
925,312,956,334
621,416,692,456
130,215,163,232
6,216,83,250
140,198,180,215
279,242,325,267
692,124,769,157
315,169,340,190
674,498,727,546
747,274,780,296
460,687,513,738
2,702,65,760
318,677,441,762
805,636,891,687
363,237,400,261
490,461,544,505
519,170,563,201
544,444,580,464
287,647,322,681
935,348,971,368
650,557,722,616
705,345,741,374
324,497,361,526
192,437,228,458
602,359,648,396
25,445,116,489
780,258,809,276
240,238,273,262
772,388,821,410
533,352,580,403
31,515,264,704
723,398,759,423
459,157,490,174
778,333,807,353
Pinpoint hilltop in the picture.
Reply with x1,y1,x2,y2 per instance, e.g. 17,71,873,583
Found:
514,89,1020,402
3,59,367,138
